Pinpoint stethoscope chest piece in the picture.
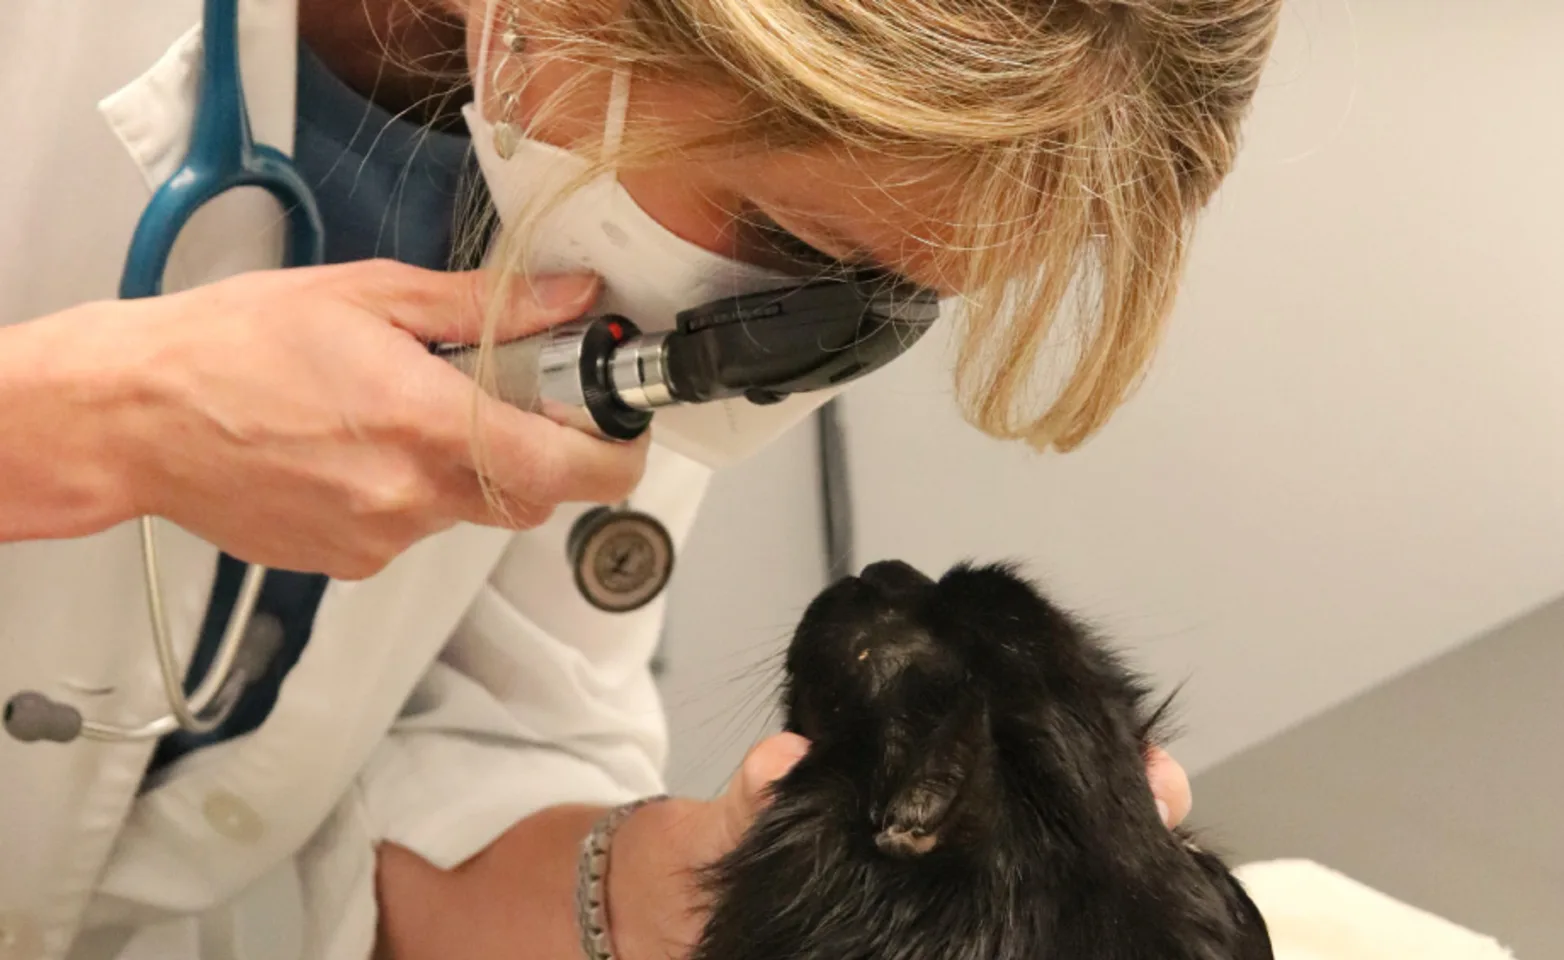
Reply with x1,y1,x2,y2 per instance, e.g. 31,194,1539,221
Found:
567,506,675,614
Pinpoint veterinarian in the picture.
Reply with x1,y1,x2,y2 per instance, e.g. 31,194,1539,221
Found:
0,1,1276,958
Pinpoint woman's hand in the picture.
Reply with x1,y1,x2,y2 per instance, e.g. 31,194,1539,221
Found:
0,260,645,579
1147,745,1193,828
374,736,1191,960
604,736,815,956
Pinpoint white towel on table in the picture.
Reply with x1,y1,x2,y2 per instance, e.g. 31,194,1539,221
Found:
1234,860,1518,959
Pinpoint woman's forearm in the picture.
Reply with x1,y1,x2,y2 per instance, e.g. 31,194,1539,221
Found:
375,799,710,960
373,742,812,960
375,804,608,960
0,304,144,542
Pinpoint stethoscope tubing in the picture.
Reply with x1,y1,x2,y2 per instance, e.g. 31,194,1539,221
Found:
91,0,323,742
138,518,269,739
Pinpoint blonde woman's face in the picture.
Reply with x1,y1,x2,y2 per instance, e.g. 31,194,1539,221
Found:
453,1,961,294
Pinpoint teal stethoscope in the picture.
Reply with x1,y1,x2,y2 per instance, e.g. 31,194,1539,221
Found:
2,0,323,744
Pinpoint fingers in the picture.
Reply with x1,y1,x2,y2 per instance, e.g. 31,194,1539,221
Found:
739,734,812,807
437,407,649,524
1146,746,1193,828
341,260,640,522
354,260,601,344
606,734,810,907
391,347,647,531
716,734,811,850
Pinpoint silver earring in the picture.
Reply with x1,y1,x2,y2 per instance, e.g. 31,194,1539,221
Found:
501,21,526,55
492,90,522,159
491,5,527,159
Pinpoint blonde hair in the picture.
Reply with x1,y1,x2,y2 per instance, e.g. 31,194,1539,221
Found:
479,0,1282,453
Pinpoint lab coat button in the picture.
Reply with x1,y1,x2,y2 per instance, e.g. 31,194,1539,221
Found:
0,913,43,960
203,790,265,844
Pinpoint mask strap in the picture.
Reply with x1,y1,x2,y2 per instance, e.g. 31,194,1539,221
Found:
603,67,631,162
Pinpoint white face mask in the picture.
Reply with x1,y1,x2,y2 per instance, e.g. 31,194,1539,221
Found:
461,3,841,470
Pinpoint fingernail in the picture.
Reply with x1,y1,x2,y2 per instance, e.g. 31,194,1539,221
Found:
531,273,598,309
1156,799,1172,827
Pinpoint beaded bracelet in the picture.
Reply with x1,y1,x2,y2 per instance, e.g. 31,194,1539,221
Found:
575,795,669,960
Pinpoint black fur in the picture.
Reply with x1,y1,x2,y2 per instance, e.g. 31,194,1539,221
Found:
693,560,1273,960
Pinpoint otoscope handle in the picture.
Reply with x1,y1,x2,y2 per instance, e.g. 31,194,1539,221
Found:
433,276,940,441
434,317,654,442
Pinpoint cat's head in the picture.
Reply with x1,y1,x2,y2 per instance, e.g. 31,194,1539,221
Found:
693,560,1272,960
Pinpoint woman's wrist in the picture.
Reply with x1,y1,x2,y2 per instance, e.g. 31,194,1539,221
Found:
604,798,716,960
373,799,703,960
0,302,151,540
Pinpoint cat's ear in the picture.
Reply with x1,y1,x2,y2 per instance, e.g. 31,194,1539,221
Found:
874,700,992,858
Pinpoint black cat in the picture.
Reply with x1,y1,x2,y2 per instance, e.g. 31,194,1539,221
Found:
693,560,1273,960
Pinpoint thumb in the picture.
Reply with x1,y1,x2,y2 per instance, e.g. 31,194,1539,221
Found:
357,263,601,344
714,733,811,852
1146,746,1193,828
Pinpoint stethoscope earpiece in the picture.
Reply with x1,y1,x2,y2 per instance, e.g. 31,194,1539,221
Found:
3,608,287,746
3,692,85,744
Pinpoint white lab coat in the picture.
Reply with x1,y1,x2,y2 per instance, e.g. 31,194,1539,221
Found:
0,3,829,959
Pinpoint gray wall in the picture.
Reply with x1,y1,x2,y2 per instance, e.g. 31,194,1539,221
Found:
659,425,825,799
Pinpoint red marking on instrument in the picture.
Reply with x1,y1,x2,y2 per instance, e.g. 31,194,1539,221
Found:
608,321,624,340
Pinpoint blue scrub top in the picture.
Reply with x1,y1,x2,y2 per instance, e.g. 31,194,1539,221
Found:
146,44,479,779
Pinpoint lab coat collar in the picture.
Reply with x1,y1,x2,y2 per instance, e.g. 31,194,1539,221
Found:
97,0,300,194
